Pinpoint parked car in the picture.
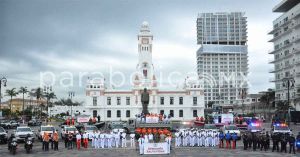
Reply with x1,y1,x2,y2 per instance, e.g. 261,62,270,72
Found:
28,119,42,126
10,120,20,128
37,125,55,141
1,120,19,129
0,127,8,144
15,126,35,142
61,126,78,140
271,123,292,135
203,124,219,132
83,125,98,140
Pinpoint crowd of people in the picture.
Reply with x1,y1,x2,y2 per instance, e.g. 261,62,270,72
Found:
89,130,135,149
242,131,298,154
135,113,172,123
42,132,59,151
174,128,239,149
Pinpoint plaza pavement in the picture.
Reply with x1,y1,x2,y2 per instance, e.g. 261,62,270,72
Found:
0,122,300,156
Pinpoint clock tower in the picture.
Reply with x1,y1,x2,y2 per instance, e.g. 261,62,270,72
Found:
135,21,156,89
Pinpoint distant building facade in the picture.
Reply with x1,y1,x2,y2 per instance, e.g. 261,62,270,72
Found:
72,22,205,121
2,98,46,112
196,12,249,109
269,0,300,110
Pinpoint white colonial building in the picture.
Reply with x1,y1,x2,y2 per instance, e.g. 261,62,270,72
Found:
51,22,205,121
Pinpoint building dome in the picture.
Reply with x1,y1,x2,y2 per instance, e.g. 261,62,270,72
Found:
142,21,149,27
140,21,150,33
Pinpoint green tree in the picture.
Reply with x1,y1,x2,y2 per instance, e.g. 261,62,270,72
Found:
31,87,44,118
44,92,56,115
19,87,29,117
5,88,18,114
54,98,82,106
260,89,275,120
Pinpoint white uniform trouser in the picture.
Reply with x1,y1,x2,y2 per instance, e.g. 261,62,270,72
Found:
130,138,135,147
139,143,143,154
212,137,215,146
205,137,209,147
116,138,119,148
122,138,126,147
108,139,111,148
111,138,115,147
183,137,187,146
197,137,201,146
92,138,95,147
101,139,104,148
175,137,179,147
189,136,193,146
207,137,212,147
201,137,205,146
96,139,100,148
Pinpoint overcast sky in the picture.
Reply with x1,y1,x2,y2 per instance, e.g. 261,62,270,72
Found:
0,0,282,102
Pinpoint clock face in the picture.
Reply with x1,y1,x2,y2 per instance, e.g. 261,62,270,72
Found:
142,38,149,44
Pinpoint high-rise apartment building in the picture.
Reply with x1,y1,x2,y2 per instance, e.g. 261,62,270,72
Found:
196,12,249,109
269,0,300,109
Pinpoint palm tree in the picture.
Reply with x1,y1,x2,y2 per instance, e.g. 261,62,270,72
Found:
31,87,43,118
260,89,275,121
44,92,56,116
5,88,18,114
19,87,29,118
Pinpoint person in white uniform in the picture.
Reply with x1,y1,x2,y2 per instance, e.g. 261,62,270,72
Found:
95,131,100,149
130,133,135,147
201,130,206,147
144,134,149,144
148,133,153,143
175,131,180,147
115,131,120,148
100,132,105,148
121,132,127,148
90,131,95,148
138,136,144,155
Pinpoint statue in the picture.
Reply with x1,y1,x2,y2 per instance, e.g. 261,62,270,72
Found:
141,88,149,115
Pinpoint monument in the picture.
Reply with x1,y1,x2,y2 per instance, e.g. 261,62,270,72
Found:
141,88,149,114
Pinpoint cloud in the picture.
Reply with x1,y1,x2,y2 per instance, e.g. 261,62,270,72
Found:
0,0,282,102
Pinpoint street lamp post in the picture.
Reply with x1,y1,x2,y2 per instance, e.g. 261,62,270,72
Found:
68,91,75,118
282,78,295,126
216,93,224,113
21,87,28,123
0,77,7,111
43,85,52,124
239,88,247,115
0,77,7,122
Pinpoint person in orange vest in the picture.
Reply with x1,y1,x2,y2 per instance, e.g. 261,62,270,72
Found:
71,117,75,125
66,118,70,126
76,133,82,150
43,132,50,151
53,132,59,151
83,131,88,148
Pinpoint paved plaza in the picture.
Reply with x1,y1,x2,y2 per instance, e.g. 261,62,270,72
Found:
0,144,299,157
0,122,300,157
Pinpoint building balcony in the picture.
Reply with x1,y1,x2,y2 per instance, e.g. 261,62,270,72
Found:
294,48,300,54
269,77,276,82
269,68,276,73
295,60,300,65
269,41,294,54
268,58,276,64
